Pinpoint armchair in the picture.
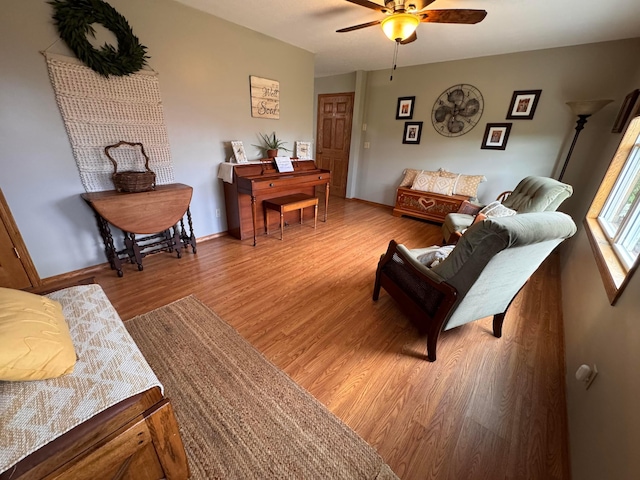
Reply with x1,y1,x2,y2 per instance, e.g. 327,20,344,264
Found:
441,176,573,243
373,212,577,361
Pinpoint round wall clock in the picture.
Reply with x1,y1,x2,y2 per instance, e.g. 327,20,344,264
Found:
431,84,484,137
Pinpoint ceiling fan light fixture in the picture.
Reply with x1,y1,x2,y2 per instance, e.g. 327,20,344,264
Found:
381,13,420,42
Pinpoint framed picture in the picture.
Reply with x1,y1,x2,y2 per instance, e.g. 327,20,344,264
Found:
295,141,312,160
481,123,512,150
396,96,415,120
506,90,542,120
402,121,423,144
231,141,248,163
612,89,640,133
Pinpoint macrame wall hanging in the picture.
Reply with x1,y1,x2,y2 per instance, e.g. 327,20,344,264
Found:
45,0,174,192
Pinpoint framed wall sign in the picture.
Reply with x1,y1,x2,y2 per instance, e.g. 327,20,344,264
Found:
403,121,423,144
250,76,280,119
396,96,415,120
506,90,542,120
481,123,512,150
231,141,248,163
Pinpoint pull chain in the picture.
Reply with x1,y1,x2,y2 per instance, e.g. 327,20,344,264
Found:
390,40,399,81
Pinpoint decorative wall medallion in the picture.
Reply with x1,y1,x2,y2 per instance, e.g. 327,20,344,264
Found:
431,84,484,137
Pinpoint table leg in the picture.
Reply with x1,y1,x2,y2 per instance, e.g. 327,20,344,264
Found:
251,195,258,246
324,183,330,222
314,204,318,229
94,212,123,277
300,208,304,225
280,211,285,240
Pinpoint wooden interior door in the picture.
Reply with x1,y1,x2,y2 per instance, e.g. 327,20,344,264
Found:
0,189,40,289
316,93,354,198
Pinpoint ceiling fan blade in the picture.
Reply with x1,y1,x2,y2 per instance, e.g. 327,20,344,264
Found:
400,31,418,45
413,1,437,13
344,0,389,13
421,9,487,25
337,19,382,33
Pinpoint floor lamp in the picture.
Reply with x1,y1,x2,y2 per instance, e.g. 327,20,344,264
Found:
558,99,613,181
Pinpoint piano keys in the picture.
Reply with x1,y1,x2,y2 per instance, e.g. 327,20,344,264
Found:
222,160,331,245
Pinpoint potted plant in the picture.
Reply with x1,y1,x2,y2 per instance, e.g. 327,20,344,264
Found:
253,132,291,158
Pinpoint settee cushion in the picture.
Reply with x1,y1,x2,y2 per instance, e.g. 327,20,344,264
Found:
0,288,76,381
412,171,455,195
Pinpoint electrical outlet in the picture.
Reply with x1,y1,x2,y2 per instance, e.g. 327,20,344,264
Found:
362,123,367,131
215,208,221,218
364,142,370,149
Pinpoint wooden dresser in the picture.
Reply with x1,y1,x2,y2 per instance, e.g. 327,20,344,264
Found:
392,187,470,224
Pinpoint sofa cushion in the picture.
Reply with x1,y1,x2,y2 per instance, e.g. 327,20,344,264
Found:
412,171,455,195
0,288,76,381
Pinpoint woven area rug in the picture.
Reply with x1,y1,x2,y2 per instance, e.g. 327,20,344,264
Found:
125,296,398,480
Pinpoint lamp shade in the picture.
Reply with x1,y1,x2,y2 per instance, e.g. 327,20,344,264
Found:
566,99,613,116
381,14,420,42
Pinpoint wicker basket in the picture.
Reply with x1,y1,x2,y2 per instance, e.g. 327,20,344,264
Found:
105,141,156,193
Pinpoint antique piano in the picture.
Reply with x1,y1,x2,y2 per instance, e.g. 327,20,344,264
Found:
222,159,331,245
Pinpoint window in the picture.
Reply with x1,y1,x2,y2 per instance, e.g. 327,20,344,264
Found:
585,114,640,305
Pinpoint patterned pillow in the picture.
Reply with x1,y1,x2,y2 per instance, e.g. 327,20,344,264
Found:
399,169,438,188
411,172,455,195
453,174,486,197
479,201,517,218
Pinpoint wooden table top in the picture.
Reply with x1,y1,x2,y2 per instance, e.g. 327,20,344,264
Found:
82,184,192,234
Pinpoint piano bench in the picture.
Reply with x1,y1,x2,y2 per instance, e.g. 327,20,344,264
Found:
263,193,318,241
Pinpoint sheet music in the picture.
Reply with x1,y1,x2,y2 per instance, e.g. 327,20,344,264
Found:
274,156,294,173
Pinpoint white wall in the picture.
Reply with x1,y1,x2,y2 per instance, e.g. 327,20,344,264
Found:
352,39,640,206
559,67,640,480
0,0,314,278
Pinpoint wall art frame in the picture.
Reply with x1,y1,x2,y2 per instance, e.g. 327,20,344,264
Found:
295,141,312,160
249,76,280,119
481,123,512,150
611,89,639,133
396,96,415,120
506,90,542,120
231,141,248,163
402,121,423,144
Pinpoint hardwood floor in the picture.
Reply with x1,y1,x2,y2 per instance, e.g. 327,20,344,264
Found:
87,196,570,480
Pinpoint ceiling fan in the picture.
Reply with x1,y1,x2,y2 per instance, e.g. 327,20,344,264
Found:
337,0,487,44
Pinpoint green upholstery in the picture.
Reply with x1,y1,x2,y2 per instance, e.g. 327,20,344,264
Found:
441,176,573,242
373,211,577,361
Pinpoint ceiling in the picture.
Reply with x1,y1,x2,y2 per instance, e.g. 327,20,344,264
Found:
173,0,640,78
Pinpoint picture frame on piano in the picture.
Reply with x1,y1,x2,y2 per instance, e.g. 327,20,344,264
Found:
231,141,248,163
296,141,312,160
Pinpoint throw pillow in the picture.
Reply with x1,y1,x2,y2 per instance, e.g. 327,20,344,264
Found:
0,288,76,381
399,168,438,188
479,201,517,218
452,174,487,197
411,171,455,195
411,245,456,268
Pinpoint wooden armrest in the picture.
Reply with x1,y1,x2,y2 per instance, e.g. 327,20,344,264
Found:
496,190,512,203
457,200,483,215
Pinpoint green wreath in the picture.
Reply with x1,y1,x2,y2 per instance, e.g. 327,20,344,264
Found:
49,0,149,77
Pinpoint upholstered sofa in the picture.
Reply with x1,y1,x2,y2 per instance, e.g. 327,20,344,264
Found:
441,176,573,243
